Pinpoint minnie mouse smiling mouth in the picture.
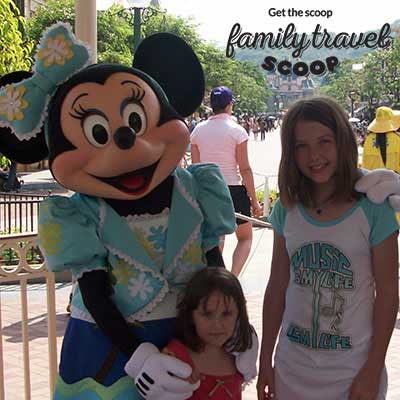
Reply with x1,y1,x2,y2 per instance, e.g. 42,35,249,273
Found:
97,160,159,195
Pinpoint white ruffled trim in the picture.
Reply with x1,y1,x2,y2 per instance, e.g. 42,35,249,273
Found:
162,174,204,275
11,22,93,141
124,207,170,223
72,265,108,280
98,200,107,234
0,22,94,141
163,223,202,276
104,244,170,321
0,88,51,140
97,199,170,319
32,22,94,72
70,304,95,323
175,173,201,212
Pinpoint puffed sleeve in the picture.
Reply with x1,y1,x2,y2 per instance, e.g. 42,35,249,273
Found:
188,163,236,251
38,196,108,279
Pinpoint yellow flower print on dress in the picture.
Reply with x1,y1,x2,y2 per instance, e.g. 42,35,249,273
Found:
37,34,74,67
0,85,28,121
38,221,62,255
133,228,157,260
114,259,137,285
182,242,203,264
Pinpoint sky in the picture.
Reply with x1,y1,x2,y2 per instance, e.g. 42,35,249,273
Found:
160,0,399,44
96,0,399,44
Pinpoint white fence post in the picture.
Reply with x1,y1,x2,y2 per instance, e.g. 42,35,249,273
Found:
0,233,58,399
263,176,270,217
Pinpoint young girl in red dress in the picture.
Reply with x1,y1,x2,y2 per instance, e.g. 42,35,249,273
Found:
163,267,255,399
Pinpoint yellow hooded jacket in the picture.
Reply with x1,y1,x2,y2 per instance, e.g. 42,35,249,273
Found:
362,131,400,173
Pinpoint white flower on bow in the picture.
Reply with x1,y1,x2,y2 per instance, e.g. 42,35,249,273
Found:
37,34,74,67
0,85,28,121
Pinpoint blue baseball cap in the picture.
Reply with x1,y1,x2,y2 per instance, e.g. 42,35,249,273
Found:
210,86,233,109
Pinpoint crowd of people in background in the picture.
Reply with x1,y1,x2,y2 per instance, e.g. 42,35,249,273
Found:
236,113,282,141
187,111,283,142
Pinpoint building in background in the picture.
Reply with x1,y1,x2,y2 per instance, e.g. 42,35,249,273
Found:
266,71,316,111
14,0,46,17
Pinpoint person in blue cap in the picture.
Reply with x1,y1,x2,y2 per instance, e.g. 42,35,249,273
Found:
191,86,263,277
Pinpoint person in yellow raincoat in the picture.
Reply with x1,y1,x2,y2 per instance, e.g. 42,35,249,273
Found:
362,106,400,222
362,106,400,172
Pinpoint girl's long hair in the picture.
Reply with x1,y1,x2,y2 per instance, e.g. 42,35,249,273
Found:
279,96,361,208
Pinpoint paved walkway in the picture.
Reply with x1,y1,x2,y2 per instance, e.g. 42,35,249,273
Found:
1,227,399,399
2,143,400,398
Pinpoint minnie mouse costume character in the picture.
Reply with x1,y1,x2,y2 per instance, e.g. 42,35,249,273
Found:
0,23,261,399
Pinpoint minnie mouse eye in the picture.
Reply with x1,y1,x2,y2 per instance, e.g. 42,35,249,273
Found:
83,115,111,147
122,103,147,136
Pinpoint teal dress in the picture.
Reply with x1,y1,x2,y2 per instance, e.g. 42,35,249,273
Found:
38,164,236,400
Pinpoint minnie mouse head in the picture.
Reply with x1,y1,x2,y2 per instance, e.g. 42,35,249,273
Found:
0,23,204,199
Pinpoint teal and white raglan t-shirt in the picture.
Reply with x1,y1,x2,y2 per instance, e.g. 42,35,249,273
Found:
268,196,398,400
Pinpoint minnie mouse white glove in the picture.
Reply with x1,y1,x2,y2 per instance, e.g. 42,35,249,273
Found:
234,329,259,383
125,342,200,400
226,326,259,383
355,168,400,211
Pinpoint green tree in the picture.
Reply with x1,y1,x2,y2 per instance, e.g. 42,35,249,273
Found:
96,5,133,65
0,0,32,75
26,0,271,113
27,0,133,65
382,37,400,107
144,14,270,113
26,0,75,43
321,60,362,110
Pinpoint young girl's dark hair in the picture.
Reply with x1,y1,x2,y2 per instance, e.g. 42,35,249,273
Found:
278,96,361,208
176,267,252,353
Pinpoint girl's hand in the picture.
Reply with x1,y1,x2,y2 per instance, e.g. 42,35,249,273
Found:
187,366,203,384
251,200,263,218
349,364,381,400
256,364,275,400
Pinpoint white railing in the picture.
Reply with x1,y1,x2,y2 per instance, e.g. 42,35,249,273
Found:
253,172,278,217
0,233,57,400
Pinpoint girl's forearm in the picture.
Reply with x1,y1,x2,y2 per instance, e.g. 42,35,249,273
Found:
366,291,399,369
260,285,286,364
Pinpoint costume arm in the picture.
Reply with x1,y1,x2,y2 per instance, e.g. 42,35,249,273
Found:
79,270,138,357
355,168,400,211
205,246,225,267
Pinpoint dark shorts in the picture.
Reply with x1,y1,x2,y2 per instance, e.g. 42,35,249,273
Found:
228,185,251,225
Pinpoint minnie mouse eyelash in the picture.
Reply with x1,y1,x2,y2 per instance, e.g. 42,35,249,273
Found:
69,103,91,120
69,87,145,122
128,86,145,103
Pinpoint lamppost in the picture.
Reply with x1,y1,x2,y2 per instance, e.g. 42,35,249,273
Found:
393,76,399,105
348,90,358,117
117,0,167,54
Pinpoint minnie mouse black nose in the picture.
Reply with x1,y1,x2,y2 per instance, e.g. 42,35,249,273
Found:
114,127,136,149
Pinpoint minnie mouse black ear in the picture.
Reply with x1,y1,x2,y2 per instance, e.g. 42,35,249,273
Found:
133,32,204,118
0,71,49,164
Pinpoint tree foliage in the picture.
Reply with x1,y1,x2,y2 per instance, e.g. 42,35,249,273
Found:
0,0,33,75
26,0,271,113
26,1,133,65
321,36,400,113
